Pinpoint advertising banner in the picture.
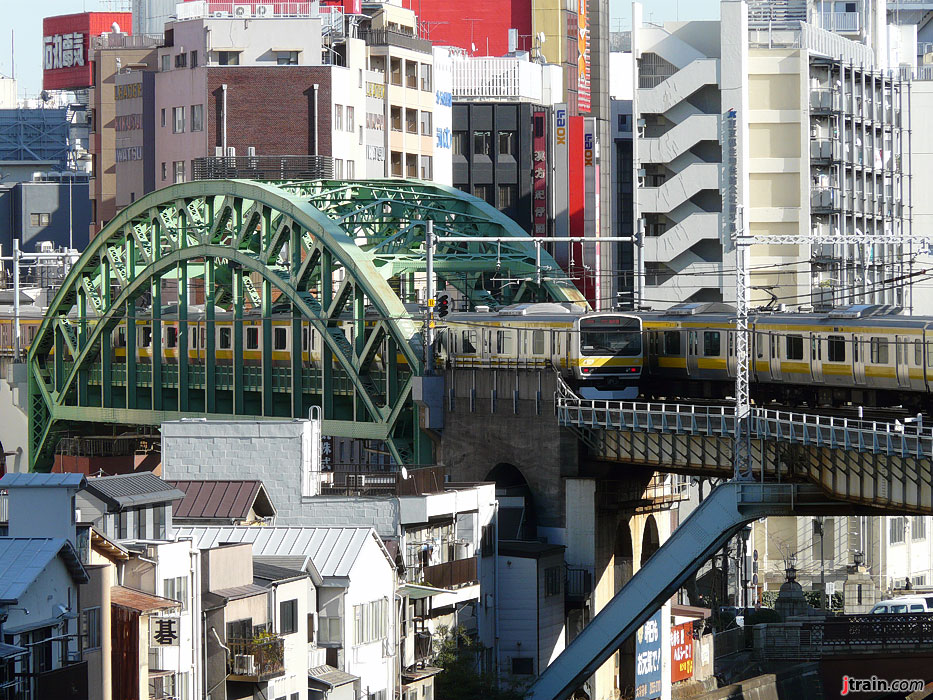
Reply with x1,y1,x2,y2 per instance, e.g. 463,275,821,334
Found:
671,622,694,683
635,609,663,699
533,111,548,236
577,0,590,112
432,48,454,186
552,103,569,266
43,12,132,91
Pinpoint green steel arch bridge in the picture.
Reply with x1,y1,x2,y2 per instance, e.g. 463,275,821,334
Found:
27,179,584,472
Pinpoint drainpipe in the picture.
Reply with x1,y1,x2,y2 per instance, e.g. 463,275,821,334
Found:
221,84,228,155
312,84,320,156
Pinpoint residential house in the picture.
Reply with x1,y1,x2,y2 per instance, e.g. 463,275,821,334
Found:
77,472,185,542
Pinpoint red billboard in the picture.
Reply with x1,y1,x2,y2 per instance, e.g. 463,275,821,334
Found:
671,622,694,683
43,12,133,91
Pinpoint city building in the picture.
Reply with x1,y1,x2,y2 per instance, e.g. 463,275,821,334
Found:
113,68,155,209
76,472,185,542
630,0,910,310
0,178,91,255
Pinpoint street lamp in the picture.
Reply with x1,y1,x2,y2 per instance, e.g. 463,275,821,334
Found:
853,550,864,568
785,553,798,583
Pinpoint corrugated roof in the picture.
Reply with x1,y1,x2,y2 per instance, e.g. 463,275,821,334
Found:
168,480,274,520
210,583,268,601
253,561,307,584
111,585,180,613
0,473,86,489
0,537,88,603
84,472,186,509
173,526,381,580
309,664,359,688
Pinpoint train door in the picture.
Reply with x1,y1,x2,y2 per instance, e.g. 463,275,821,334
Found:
895,336,911,388
810,333,823,383
686,330,699,376
726,331,736,378
852,335,866,385
769,332,782,380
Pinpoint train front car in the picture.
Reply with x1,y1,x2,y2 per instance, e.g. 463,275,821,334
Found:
574,313,644,397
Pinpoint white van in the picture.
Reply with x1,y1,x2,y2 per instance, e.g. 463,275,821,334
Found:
870,595,933,614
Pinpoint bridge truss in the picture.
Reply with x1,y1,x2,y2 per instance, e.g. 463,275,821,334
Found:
28,179,584,471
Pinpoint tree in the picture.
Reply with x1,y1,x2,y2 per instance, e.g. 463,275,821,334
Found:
433,626,525,700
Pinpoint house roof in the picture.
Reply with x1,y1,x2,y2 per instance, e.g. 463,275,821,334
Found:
0,473,86,489
168,480,276,521
90,528,130,561
253,561,307,585
173,526,388,581
83,472,186,510
309,664,359,688
207,583,268,603
111,585,181,613
0,537,89,603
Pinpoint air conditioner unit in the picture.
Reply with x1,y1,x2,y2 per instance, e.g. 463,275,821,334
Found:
233,654,256,676
233,4,252,17
226,147,236,157
212,10,229,17
254,4,274,17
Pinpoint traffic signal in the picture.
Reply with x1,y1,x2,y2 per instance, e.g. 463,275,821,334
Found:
436,293,450,318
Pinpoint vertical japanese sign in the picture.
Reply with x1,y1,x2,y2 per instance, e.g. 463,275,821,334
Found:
670,622,694,682
552,104,569,267
583,117,599,308
532,112,548,237
577,0,591,112
568,116,586,299
635,609,662,699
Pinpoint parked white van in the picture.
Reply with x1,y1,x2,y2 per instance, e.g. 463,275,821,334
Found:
870,595,933,613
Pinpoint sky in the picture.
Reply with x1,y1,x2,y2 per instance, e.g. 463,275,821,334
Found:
3,0,722,98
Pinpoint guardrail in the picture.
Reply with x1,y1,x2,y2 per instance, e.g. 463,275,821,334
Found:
555,377,933,459
756,614,933,659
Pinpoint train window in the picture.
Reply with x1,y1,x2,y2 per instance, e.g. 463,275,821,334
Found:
664,331,681,355
246,327,260,350
828,335,845,362
166,326,178,349
853,339,859,362
114,326,127,348
462,330,477,354
786,335,804,361
139,326,152,348
302,327,309,352
928,343,933,367
496,330,513,355
533,330,545,355
190,329,198,350
756,333,764,359
219,327,232,350
870,337,889,364
811,336,821,361
200,327,206,348
770,335,777,358
702,331,720,357
915,340,923,366
274,327,288,351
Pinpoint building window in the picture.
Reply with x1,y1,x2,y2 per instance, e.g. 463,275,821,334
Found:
512,657,534,675
390,57,402,85
173,106,185,134
117,511,128,539
346,105,355,132
163,575,189,612
161,162,167,181
160,108,166,127
174,52,187,68
280,599,298,634
135,507,146,538
190,50,198,68
405,108,417,134
217,51,240,65
334,104,343,131
913,516,927,540
498,131,515,156
405,60,418,88
473,184,489,204
474,131,491,156
496,184,516,209
29,213,50,227
153,505,166,539
421,63,432,91
452,131,467,156
173,161,185,184
319,615,342,644
870,337,889,364
334,158,344,178
276,50,299,65
161,54,170,72
353,599,387,645
406,153,418,178
786,335,804,361
390,151,403,177
420,155,433,180
617,113,630,131
346,160,355,179
83,607,101,650
890,516,906,544
390,106,402,132
191,104,203,132
420,110,432,136
544,566,561,597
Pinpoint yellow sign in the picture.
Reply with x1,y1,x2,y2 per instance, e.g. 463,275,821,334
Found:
115,82,143,100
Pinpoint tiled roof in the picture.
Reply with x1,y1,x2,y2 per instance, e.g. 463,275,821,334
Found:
111,585,180,613
309,664,359,688
0,537,88,603
84,472,186,509
168,480,275,520
173,526,384,580
0,473,86,489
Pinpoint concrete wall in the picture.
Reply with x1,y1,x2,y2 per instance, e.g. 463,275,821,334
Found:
0,180,91,254
80,564,112,700
6,482,78,543
268,576,314,700
203,542,254,591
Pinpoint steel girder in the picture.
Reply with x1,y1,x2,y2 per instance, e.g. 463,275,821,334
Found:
28,179,581,471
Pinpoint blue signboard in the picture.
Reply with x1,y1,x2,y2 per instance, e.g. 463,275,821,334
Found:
635,609,663,699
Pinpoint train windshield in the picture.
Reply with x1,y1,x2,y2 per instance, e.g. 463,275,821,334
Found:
579,316,642,356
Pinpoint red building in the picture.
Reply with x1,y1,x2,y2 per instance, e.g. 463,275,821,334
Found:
403,0,532,56
42,12,133,91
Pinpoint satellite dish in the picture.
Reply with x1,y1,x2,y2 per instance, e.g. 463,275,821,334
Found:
401,466,409,480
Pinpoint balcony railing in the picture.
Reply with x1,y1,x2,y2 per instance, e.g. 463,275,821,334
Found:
420,557,477,589
359,29,431,54
414,632,432,662
319,465,447,497
817,12,860,33
226,636,285,682
192,155,333,181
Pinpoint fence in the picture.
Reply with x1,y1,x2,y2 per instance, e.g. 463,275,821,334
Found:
421,557,478,589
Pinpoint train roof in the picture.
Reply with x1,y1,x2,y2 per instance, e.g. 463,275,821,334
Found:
643,302,933,329
445,302,622,325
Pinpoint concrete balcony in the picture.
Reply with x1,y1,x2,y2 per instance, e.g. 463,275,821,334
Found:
643,212,720,263
638,114,720,164
637,59,719,116
810,138,842,163
639,163,721,212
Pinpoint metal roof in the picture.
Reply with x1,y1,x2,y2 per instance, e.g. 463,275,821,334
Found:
0,473,86,489
210,583,269,601
309,664,359,688
173,526,383,580
253,561,307,585
0,537,88,603
83,472,186,510
168,480,275,520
